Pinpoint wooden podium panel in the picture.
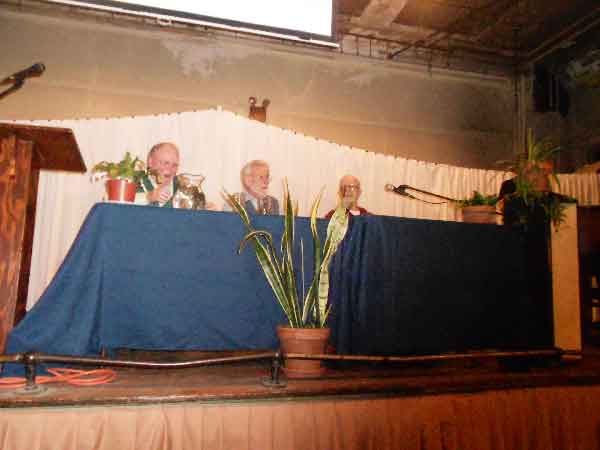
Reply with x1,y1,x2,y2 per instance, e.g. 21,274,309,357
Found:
0,124,85,352
550,204,581,352
0,124,85,172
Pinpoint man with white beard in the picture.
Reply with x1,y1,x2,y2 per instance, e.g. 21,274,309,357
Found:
225,160,280,215
325,175,369,219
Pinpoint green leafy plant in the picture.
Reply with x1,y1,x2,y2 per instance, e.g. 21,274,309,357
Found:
498,129,562,189
505,192,572,230
225,182,349,328
457,191,498,208
525,128,562,164
497,129,575,229
91,152,146,183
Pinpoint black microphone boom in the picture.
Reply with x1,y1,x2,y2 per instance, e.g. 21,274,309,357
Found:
384,183,409,195
384,183,458,204
0,63,46,86
384,183,412,198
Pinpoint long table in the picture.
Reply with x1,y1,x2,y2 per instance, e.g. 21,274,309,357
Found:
4,203,553,373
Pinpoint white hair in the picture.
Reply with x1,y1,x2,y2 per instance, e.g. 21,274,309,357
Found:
241,159,269,177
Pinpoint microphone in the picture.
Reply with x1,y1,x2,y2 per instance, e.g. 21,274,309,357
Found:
1,63,46,85
384,183,409,196
385,183,456,204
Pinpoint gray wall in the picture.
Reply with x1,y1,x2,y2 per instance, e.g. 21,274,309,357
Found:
0,6,515,168
526,75,600,171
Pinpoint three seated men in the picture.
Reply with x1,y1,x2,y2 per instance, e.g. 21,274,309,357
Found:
135,141,367,218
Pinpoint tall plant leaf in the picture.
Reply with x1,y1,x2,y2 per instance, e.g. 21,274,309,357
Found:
281,182,300,326
318,205,349,326
227,190,297,326
228,182,348,329
302,189,324,325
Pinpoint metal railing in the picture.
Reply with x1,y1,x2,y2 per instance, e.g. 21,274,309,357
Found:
0,348,571,392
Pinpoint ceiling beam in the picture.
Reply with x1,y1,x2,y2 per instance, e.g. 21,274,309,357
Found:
338,12,520,59
340,31,516,67
527,4,600,64
355,0,409,29
337,13,476,44
386,0,518,59
475,0,521,41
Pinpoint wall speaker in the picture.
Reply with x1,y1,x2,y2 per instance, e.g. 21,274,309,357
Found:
533,65,570,117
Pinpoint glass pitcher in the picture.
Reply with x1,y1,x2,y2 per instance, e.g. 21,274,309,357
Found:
173,173,206,210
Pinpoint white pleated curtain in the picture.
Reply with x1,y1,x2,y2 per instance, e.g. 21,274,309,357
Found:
18,108,600,308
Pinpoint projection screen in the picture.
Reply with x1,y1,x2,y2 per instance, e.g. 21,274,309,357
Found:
45,0,337,46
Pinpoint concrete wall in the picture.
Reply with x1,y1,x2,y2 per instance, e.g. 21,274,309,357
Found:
570,86,600,167
0,6,515,168
524,72,600,171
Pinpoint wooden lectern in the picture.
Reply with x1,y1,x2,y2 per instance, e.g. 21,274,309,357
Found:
0,124,85,352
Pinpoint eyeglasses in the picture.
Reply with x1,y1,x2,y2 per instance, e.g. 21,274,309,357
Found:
342,184,360,194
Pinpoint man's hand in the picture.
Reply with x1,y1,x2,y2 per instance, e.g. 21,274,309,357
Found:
147,182,172,204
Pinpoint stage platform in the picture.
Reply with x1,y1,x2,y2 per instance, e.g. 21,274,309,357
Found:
1,352,600,449
0,350,599,408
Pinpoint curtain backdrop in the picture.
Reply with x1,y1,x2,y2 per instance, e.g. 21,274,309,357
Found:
9,108,599,308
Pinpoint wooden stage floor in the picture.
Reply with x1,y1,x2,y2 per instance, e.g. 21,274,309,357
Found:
2,349,600,409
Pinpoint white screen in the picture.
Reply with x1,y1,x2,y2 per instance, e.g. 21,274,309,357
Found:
46,0,335,42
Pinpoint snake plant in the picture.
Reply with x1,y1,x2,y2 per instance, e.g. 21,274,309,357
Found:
226,182,349,328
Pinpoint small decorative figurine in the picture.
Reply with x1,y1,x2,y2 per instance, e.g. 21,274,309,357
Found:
248,97,270,123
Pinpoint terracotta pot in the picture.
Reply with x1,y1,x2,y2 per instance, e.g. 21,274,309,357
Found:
277,325,331,378
106,179,137,203
523,162,552,192
462,205,497,224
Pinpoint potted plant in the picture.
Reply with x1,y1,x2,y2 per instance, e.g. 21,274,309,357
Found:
91,152,146,203
457,191,498,224
226,183,349,378
497,129,575,229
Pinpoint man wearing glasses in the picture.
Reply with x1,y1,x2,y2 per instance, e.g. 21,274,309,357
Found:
325,175,369,219
136,142,181,207
136,142,217,210
226,159,280,215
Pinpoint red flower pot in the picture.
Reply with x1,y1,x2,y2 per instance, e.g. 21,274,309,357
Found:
106,179,137,203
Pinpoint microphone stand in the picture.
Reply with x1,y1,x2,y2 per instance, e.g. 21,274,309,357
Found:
0,63,45,101
0,79,24,101
394,184,458,205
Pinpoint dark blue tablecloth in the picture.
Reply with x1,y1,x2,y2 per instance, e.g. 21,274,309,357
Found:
327,216,553,356
4,204,552,374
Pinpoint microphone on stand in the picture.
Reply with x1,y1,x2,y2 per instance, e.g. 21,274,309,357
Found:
0,63,46,101
0,63,46,85
384,183,457,204
384,183,421,201
384,183,410,197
